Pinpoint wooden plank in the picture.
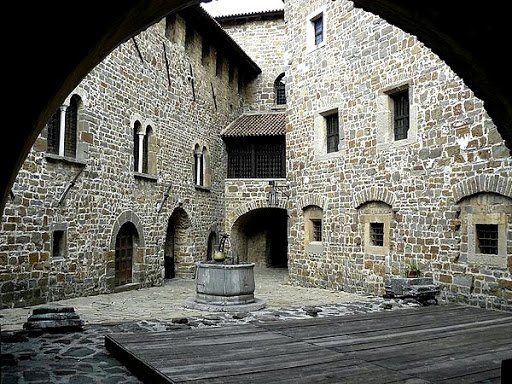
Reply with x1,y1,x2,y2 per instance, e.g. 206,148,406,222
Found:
311,317,512,348
104,304,512,384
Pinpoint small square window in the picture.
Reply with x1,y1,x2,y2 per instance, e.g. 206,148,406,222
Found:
311,219,322,242
52,230,66,258
475,224,499,255
370,222,384,247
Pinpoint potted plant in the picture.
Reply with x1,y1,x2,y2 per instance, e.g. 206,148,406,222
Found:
405,261,421,278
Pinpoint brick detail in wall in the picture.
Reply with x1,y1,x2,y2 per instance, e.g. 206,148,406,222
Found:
453,174,512,203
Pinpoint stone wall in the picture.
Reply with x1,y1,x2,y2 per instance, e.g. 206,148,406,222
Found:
0,14,247,308
284,0,512,310
218,14,287,112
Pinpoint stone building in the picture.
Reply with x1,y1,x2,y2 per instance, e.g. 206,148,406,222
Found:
1,0,511,310
0,6,260,307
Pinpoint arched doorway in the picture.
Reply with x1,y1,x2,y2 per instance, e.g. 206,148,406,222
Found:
114,222,138,286
164,208,192,277
206,231,217,261
232,208,288,268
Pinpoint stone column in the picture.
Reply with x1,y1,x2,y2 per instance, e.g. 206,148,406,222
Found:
137,132,145,173
58,105,68,156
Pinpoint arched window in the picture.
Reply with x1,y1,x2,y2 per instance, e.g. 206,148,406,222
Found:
47,110,60,155
201,146,207,186
274,73,286,105
46,94,81,158
133,121,142,172
194,143,201,185
142,126,152,174
64,95,79,158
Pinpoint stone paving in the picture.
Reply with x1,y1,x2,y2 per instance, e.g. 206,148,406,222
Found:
0,267,422,383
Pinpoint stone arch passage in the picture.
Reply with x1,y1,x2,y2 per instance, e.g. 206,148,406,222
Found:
231,208,288,268
165,207,193,277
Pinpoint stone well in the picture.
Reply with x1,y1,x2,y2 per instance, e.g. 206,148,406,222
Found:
185,261,266,312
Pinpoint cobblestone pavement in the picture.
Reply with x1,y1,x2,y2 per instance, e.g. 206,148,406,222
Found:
0,267,421,383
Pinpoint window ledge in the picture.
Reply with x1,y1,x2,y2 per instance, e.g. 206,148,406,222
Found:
45,153,87,167
271,105,287,111
195,185,211,192
134,172,158,182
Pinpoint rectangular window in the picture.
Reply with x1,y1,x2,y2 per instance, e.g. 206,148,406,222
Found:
370,222,384,247
476,224,499,254
391,89,410,140
311,219,322,242
326,113,339,153
313,15,323,46
52,230,66,258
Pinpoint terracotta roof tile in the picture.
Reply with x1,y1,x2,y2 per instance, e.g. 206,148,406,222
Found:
221,113,286,137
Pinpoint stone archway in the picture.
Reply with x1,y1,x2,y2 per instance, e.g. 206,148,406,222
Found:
231,208,288,268
165,207,193,277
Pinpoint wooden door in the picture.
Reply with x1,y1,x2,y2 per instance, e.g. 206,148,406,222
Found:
115,225,133,286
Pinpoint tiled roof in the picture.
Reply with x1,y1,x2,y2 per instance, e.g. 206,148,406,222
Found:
221,113,286,137
201,0,284,18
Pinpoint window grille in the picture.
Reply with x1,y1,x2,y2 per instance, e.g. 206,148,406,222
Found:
311,219,322,242
64,95,78,158
313,16,323,45
47,109,60,154
476,224,499,255
326,113,339,153
227,138,285,179
370,222,384,246
391,90,409,140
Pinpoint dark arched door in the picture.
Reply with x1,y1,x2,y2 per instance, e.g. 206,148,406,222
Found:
115,222,136,286
164,226,175,279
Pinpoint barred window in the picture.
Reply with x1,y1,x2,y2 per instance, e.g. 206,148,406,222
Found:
313,15,323,46
227,137,286,179
47,109,60,155
311,219,322,242
370,222,384,247
476,224,499,255
326,113,339,153
391,89,409,141
275,73,286,105
64,95,79,158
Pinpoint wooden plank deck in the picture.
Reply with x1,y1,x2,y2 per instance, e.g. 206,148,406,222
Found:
105,304,512,383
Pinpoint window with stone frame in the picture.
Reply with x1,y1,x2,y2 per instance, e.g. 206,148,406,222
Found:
326,113,340,153
142,126,152,174
390,88,410,141
275,73,286,105
133,123,154,175
303,205,325,254
358,201,392,256
376,83,417,150
307,7,327,52
459,193,510,267
133,121,142,172
46,94,80,158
